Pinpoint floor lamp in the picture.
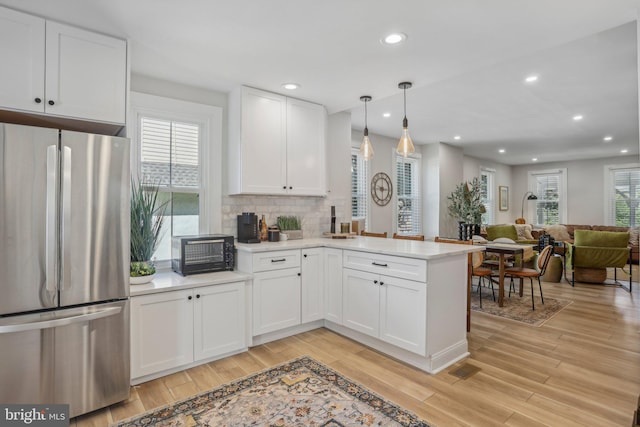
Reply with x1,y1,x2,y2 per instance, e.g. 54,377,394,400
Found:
515,192,537,224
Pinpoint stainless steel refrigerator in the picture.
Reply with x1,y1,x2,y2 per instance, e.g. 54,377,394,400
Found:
0,123,130,418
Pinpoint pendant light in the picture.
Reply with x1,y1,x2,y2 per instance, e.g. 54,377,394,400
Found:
359,95,374,160
397,81,415,157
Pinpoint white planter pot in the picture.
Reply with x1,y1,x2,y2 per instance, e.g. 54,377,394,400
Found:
130,274,155,285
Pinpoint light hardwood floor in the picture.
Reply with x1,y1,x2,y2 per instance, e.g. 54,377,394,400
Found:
73,277,640,427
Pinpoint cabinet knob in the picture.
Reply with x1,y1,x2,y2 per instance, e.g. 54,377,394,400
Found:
289,186,293,190
283,186,287,189
303,254,307,258
297,272,301,276
380,281,384,286
34,97,42,104
196,294,201,298
48,100,55,106
187,295,193,300
373,280,378,284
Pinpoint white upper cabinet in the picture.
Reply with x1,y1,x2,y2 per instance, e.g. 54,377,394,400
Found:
0,6,127,124
45,22,127,124
0,7,45,113
228,86,326,196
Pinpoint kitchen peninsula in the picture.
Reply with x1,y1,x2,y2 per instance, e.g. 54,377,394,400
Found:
237,237,480,374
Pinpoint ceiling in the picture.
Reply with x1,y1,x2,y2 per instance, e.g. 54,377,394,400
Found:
2,0,639,165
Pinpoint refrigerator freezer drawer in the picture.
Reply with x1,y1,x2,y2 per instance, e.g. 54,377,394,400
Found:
0,300,130,418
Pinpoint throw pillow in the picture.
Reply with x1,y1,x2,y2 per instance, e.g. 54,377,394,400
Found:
544,224,571,241
514,224,534,240
628,227,639,245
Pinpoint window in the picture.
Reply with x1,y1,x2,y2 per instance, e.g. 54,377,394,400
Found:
395,153,422,235
528,168,567,225
140,117,200,261
351,149,369,229
131,92,222,266
480,168,495,225
606,164,640,226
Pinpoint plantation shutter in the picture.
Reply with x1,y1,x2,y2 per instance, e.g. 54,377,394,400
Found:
396,155,422,234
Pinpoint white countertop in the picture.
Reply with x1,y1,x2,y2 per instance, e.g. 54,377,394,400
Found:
130,270,252,297
236,236,481,260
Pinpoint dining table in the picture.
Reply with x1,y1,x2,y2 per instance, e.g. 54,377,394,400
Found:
483,243,535,306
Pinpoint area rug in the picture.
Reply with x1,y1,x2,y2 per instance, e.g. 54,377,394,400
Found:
471,285,571,326
113,356,431,427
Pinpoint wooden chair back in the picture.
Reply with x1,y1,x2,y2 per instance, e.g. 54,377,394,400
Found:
392,233,424,241
360,230,387,238
434,237,472,245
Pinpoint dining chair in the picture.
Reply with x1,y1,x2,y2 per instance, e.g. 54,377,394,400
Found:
360,230,387,238
472,251,495,308
505,245,553,310
392,233,424,241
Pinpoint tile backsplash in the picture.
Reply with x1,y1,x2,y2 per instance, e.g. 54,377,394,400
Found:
222,195,349,238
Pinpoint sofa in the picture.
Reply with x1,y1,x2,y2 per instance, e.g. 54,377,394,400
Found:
541,224,639,264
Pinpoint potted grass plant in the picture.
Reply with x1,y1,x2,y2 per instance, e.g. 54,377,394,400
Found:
130,178,167,284
277,215,303,240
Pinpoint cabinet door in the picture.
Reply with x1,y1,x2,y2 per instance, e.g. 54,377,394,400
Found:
342,268,379,337
239,87,287,194
379,275,426,355
301,248,323,323
194,282,246,361
131,290,194,379
0,7,45,113
286,97,326,195
324,248,343,324
45,21,126,123
252,268,301,335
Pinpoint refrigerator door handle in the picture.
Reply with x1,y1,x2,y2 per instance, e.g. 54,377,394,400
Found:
0,306,122,334
61,146,72,291
46,145,58,293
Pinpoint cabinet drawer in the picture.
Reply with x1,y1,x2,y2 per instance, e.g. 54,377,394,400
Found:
343,250,426,282
252,250,300,272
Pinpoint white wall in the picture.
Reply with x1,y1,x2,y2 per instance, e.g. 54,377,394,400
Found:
463,156,513,224
511,155,639,225
351,129,422,236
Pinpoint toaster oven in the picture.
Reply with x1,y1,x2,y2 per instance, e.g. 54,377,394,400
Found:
172,234,235,276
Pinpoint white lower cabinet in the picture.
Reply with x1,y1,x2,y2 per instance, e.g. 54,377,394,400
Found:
131,282,245,382
323,248,343,324
301,248,323,323
252,268,301,335
342,268,426,355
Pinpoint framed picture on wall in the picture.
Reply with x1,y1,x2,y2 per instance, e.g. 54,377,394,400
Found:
499,186,508,211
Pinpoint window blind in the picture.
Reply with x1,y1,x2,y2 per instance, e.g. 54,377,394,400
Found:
480,169,495,225
609,167,640,226
396,155,421,234
140,117,200,189
351,151,368,228
534,174,560,225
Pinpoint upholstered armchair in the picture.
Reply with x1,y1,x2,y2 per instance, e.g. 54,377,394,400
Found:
566,229,631,291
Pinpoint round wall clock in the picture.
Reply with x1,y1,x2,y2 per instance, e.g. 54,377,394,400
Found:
371,172,393,206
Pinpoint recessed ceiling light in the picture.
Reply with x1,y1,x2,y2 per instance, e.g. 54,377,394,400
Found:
573,115,583,121
525,75,538,83
282,83,299,90
498,149,505,153
383,112,391,118
621,149,629,153
532,158,538,162
603,136,613,141
381,32,407,45
453,135,461,140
